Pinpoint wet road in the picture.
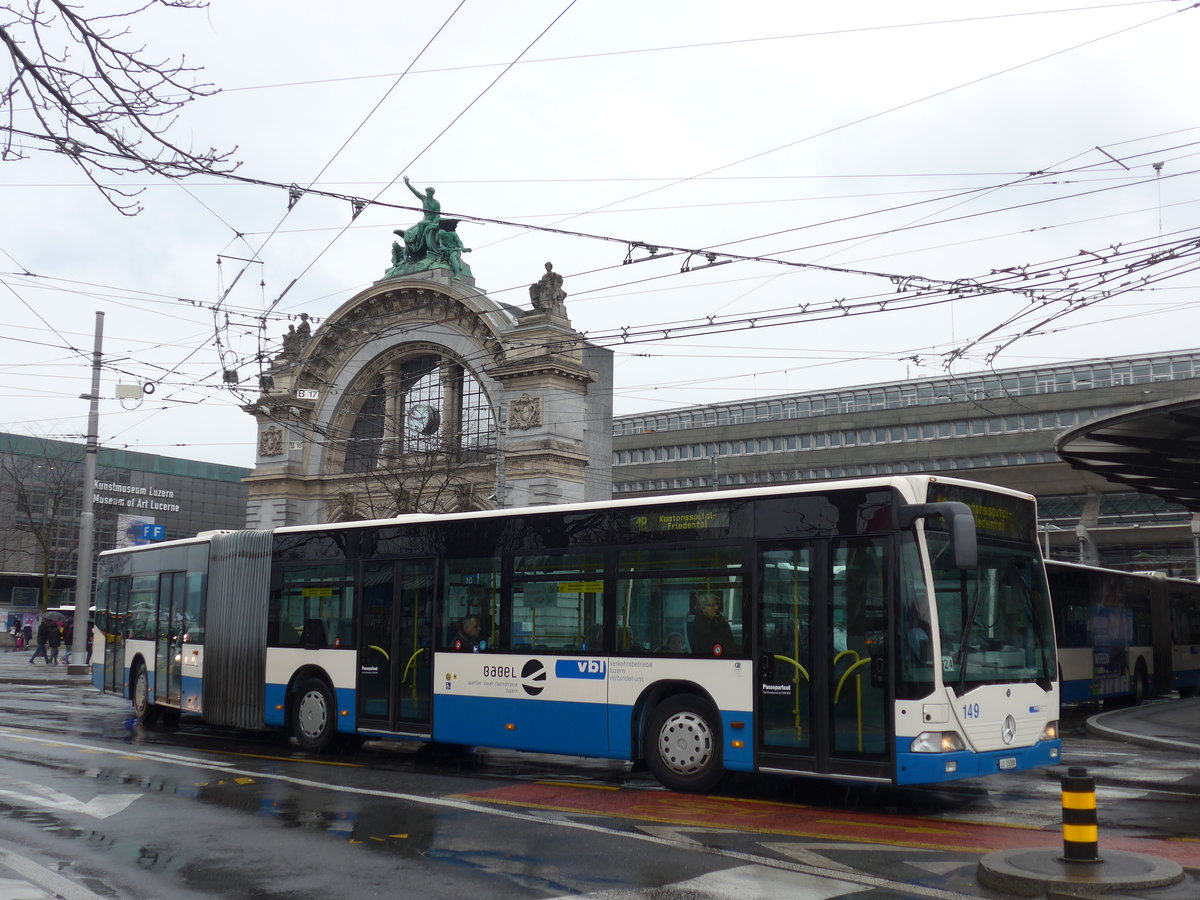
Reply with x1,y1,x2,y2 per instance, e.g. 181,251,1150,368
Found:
0,680,1197,899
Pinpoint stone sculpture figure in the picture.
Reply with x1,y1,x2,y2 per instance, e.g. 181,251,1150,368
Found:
529,262,567,316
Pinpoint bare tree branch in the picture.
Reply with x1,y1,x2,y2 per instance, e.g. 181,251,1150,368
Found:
0,434,84,605
1,0,238,214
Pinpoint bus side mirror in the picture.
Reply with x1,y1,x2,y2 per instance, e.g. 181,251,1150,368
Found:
899,501,978,569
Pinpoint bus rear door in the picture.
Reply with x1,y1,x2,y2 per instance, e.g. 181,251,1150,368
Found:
154,572,186,708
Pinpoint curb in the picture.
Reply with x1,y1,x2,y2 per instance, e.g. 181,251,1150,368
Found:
978,847,1184,897
1085,705,1200,754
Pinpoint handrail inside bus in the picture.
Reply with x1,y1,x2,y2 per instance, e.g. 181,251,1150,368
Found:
834,656,870,753
773,654,810,742
402,648,425,695
772,654,810,683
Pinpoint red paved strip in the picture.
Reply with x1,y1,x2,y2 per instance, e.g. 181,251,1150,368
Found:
458,782,1200,868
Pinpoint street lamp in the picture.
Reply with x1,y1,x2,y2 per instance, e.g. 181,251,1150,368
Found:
1038,522,1063,557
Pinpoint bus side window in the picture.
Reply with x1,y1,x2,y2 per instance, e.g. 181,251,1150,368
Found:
443,558,499,651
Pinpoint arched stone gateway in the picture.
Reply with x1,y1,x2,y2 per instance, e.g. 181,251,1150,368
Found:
243,267,612,528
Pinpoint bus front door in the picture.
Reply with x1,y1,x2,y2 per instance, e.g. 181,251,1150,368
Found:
758,538,891,781
357,559,434,735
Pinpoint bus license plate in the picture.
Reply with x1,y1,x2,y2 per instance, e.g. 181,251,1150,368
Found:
998,757,1017,770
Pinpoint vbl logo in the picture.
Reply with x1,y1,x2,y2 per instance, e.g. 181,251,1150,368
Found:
555,659,606,680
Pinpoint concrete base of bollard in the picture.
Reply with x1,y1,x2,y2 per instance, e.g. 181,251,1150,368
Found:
977,847,1183,897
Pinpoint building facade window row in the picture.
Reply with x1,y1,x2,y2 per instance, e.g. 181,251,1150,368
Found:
614,406,1113,467
614,449,1065,494
612,351,1200,437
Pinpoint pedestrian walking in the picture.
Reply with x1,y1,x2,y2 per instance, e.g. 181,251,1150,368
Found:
61,618,74,665
47,620,61,665
29,619,50,664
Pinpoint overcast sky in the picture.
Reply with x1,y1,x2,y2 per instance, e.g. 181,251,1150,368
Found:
2,0,1198,468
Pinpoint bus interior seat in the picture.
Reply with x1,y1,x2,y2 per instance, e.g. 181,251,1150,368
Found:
301,618,327,650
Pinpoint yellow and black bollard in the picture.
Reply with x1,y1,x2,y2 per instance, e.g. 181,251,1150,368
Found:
1061,765,1100,863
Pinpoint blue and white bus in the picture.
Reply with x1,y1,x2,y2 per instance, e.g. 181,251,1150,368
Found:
93,475,1060,792
1047,560,1200,704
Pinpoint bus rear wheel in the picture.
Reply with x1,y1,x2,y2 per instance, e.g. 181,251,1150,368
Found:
645,696,723,793
132,665,161,725
1132,663,1149,705
292,678,337,753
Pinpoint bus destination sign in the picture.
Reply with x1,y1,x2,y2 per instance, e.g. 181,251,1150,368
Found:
630,507,730,534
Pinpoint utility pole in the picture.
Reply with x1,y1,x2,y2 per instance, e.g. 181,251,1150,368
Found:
68,311,103,675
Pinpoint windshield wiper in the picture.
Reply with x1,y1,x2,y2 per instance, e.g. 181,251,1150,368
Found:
1007,560,1052,685
956,570,982,695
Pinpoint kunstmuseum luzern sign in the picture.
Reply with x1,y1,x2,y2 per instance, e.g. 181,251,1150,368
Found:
94,480,181,513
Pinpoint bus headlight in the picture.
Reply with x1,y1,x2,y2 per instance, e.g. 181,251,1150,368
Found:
910,731,965,753
1038,720,1058,741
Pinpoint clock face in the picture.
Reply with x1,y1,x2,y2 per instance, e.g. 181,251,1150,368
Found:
405,403,440,435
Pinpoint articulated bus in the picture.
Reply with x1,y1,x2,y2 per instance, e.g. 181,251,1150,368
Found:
1047,560,1200,704
92,475,1060,792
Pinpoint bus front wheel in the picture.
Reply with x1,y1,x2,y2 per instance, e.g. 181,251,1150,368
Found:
132,665,161,725
292,678,337,753
645,696,723,793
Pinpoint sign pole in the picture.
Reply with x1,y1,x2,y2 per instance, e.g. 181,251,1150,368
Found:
68,311,103,676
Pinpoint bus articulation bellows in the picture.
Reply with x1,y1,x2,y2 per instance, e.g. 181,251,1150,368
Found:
93,475,1061,792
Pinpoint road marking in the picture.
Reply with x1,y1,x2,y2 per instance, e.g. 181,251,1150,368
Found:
0,849,104,900
636,825,740,845
769,844,861,872
543,864,865,899
0,876,52,900
911,861,974,876
0,774,137,819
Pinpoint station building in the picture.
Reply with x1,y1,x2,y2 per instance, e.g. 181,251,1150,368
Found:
0,432,249,630
612,348,1200,576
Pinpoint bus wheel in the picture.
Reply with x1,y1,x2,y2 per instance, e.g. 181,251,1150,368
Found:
132,665,161,725
1132,663,1149,705
645,696,722,793
292,678,337,753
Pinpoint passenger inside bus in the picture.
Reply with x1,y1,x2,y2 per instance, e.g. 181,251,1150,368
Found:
657,632,685,653
688,591,735,655
451,614,484,651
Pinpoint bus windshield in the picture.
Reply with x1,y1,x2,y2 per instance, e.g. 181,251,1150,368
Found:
928,534,1056,691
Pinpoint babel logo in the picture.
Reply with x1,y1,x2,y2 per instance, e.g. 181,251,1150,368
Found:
555,659,606,680
521,659,547,696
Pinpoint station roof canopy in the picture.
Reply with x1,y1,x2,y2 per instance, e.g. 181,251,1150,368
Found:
1053,397,1200,512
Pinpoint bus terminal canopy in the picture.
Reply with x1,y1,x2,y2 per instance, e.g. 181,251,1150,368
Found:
1053,397,1200,512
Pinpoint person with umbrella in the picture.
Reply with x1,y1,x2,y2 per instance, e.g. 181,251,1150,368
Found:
29,616,53,664
60,617,74,665
46,614,62,664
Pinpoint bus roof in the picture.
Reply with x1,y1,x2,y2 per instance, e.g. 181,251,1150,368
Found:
96,473,1036,553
